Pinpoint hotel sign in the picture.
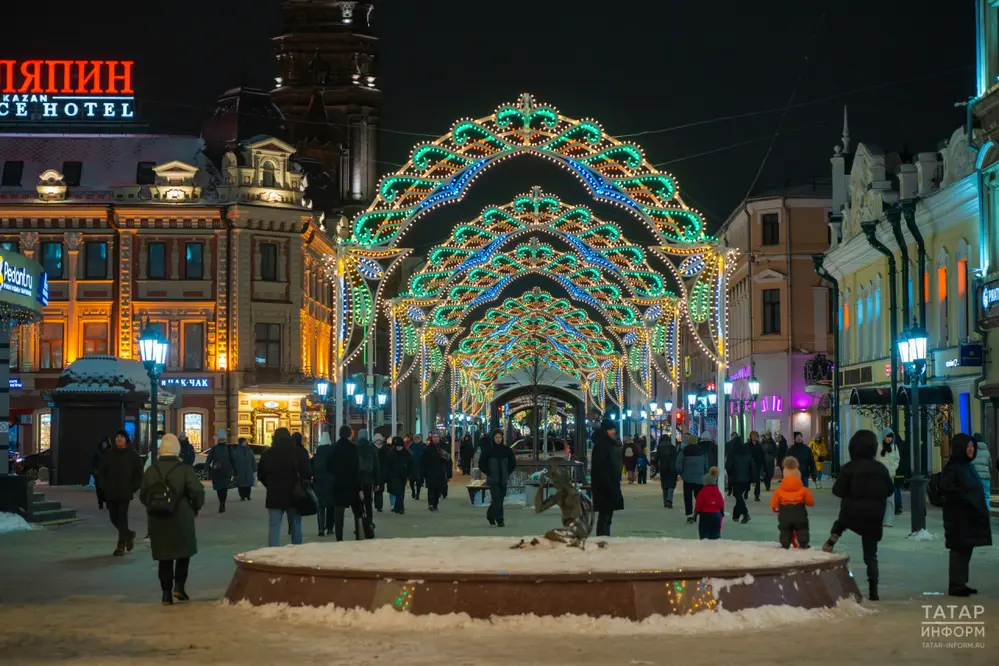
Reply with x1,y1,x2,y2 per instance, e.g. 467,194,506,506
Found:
0,60,135,122
0,252,47,313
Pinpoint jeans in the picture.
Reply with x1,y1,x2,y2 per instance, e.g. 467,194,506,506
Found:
683,482,703,516
392,491,406,514
487,485,506,523
216,488,228,510
317,504,334,534
883,495,895,526
237,487,252,500
158,558,190,592
698,512,722,539
732,483,750,520
949,547,974,589
661,484,675,505
268,508,302,546
801,476,809,488
106,499,131,543
894,484,903,510
596,511,613,536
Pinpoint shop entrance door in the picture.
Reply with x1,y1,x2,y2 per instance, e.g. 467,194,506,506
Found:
256,415,279,446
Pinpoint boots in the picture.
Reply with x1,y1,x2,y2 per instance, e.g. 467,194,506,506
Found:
173,586,190,602
161,590,174,605
125,530,136,552
822,533,839,552
113,542,126,556
868,580,879,601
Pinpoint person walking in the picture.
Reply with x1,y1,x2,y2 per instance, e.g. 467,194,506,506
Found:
459,434,474,476
725,433,756,524
694,467,725,540
311,431,336,536
385,436,413,514
698,435,718,469
622,436,639,484
590,418,623,536
760,432,777,491
374,433,390,512
92,436,111,510
940,433,993,597
138,433,205,605
205,429,233,513
409,434,427,500
328,425,365,540
876,428,901,527
775,431,789,471
654,434,678,508
822,429,894,601
258,427,311,546
787,432,816,488
747,431,765,501
357,430,380,537
178,435,196,467
971,432,992,504
479,429,516,526
676,433,709,523
98,429,143,556
231,437,257,501
420,433,448,512
808,435,828,488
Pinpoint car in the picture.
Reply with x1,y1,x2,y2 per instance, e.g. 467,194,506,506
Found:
14,450,52,480
194,444,270,483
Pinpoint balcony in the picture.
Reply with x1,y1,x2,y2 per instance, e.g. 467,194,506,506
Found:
803,353,834,394
972,86,999,146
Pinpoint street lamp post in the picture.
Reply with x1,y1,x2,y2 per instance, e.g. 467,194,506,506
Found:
748,373,760,431
723,374,733,437
897,326,929,535
377,392,388,431
315,379,331,440
138,324,169,462
345,380,357,429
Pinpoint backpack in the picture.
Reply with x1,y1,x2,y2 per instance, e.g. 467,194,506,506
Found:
927,472,944,508
146,464,183,517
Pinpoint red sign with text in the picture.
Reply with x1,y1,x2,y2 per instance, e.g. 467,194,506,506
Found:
0,59,135,122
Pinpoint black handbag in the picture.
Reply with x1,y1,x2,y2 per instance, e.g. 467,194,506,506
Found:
292,459,318,517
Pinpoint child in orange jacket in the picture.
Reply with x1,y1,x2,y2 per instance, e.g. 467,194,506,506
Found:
770,457,815,548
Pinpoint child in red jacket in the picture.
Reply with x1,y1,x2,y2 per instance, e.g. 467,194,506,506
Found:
694,467,725,539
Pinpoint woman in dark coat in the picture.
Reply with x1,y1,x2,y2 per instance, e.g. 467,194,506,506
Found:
459,435,474,476
940,433,993,597
139,433,205,605
311,431,336,535
654,434,678,508
98,429,143,556
725,434,756,523
92,436,112,510
257,427,312,546
590,419,623,536
420,437,449,511
822,430,894,600
205,430,233,513
621,438,639,484
385,436,413,515
231,437,257,501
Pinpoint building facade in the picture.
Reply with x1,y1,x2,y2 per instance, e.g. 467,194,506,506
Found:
821,125,982,474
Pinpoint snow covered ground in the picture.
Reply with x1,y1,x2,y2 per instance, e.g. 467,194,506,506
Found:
239,536,842,574
0,512,33,535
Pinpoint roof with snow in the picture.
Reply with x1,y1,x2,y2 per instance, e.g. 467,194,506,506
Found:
55,355,152,395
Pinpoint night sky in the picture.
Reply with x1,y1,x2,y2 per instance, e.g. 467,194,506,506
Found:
6,0,975,236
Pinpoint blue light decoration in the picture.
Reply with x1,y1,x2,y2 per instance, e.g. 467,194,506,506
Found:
435,332,448,346
469,275,514,308
623,331,637,346
493,315,519,337
562,233,619,274
356,257,384,280
553,315,585,340
546,335,573,356
644,304,663,322
407,305,426,322
455,234,508,274
563,157,642,214
416,158,489,213
554,275,602,311
679,254,705,278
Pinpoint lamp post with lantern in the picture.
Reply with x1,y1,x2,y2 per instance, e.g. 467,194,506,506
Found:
138,324,169,462
897,325,929,535
748,372,761,431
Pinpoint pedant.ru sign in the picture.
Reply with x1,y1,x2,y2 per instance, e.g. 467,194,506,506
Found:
0,60,135,122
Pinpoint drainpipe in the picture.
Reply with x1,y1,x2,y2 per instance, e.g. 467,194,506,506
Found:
813,254,841,476
745,203,754,431
901,199,929,469
224,207,233,441
861,221,899,435
886,204,912,459
783,196,792,440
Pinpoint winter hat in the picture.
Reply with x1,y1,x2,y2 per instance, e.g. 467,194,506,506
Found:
216,427,227,443
703,466,719,486
373,433,385,443
159,433,181,457
358,430,370,443
319,431,332,446
599,417,615,431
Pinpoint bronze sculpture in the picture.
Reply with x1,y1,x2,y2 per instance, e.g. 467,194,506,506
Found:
512,466,597,549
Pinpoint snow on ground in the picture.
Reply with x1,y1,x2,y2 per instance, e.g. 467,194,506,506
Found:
238,536,842,574
906,529,938,541
225,597,874,636
0,512,34,535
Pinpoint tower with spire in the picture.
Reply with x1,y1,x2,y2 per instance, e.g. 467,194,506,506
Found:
828,106,852,248
271,0,380,216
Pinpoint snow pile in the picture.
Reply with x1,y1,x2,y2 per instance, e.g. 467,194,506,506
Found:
55,355,151,394
238,536,842,575
704,574,755,596
225,598,873,636
906,529,938,541
0,512,34,535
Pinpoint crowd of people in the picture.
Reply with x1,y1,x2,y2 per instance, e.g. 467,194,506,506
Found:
89,417,992,605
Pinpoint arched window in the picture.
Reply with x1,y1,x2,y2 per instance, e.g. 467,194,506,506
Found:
936,248,949,347
261,161,277,188
956,240,970,342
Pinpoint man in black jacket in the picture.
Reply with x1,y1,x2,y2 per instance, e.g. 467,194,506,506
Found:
787,431,816,487
327,425,365,540
590,419,623,536
725,434,757,524
479,429,516,526
258,427,312,546
747,431,765,501
98,430,143,556
654,435,678,508
420,434,449,512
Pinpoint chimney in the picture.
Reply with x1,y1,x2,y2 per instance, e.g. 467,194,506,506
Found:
915,152,940,195
898,163,918,200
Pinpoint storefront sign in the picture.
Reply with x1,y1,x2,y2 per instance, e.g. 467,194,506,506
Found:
0,252,47,312
9,377,22,389
959,343,984,367
982,280,999,318
160,377,212,389
0,60,135,122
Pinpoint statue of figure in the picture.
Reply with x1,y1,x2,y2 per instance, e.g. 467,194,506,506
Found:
531,466,596,549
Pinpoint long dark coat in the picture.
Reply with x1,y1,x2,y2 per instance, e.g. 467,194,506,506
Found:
725,436,757,485
654,440,678,489
205,443,234,491
311,444,336,504
231,443,257,488
384,447,413,497
590,429,624,512
787,441,816,480
420,444,449,492
139,456,205,561
98,446,143,501
257,437,312,510
940,438,993,551
831,436,894,541
328,437,361,507
480,443,516,491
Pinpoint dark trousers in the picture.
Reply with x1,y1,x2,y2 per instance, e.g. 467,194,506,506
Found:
360,484,374,523
683,482,702,516
317,504,334,533
762,462,774,491
333,504,364,541
460,457,472,475
830,520,880,583
215,488,228,509
106,499,131,543
410,477,423,499
596,510,614,536
752,475,761,499
392,490,406,514
732,483,750,520
237,486,251,500
698,511,722,539
779,520,810,548
487,485,505,523
95,484,105,508
158,558,190,593
374,488,384,512
637,466,648,484
427,486,441,509
949,547,974,589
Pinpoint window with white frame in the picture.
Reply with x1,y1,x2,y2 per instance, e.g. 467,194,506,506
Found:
865,285,874,361
856,289,865,361
873,276,882,358
936,248,949,347
956,240,970,342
